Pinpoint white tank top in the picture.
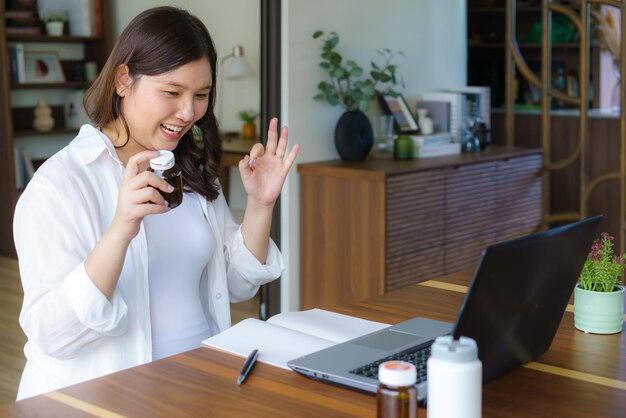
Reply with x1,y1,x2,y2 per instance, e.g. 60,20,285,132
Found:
143,192,214,360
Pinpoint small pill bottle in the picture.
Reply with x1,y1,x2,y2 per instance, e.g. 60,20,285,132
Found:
377,360,418,418
148,150,183,209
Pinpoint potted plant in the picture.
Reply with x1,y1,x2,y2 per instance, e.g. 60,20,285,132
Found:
42,12,67,36
238,109,259,139
574,232,625,334
313,30,403,161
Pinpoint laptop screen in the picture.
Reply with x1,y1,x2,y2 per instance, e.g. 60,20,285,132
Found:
452,215,602,382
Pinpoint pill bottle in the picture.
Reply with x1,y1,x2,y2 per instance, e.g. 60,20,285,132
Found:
148,150,183,209
377,360,418,418
427,335,482,418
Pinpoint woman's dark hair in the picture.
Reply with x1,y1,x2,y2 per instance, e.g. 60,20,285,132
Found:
84,6,222,201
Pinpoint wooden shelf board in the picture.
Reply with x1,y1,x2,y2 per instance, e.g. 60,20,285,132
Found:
11,81,90,89
14,128,77,137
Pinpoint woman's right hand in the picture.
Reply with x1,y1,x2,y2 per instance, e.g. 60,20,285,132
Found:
109,150,172,243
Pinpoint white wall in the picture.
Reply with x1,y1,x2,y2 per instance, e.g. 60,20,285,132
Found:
110,0,260,134
280,0,467,311
107,0,467,313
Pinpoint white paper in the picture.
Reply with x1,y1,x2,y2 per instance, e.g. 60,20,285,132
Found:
266,308,389,343
202,309,389,370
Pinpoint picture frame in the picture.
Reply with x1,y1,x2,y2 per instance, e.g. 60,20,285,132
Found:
23,51,65,83
378,94,420,134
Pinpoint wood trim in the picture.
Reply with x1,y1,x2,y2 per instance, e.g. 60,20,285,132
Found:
44,392,126,418
523,362,626,390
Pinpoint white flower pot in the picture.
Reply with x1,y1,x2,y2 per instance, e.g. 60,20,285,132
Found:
46,21,64,36
574,284,624,334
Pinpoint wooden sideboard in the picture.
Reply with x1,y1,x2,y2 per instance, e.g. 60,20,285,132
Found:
298,146,543,309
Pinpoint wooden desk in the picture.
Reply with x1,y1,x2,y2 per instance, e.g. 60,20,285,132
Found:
220,137,258,201
1,270,624,417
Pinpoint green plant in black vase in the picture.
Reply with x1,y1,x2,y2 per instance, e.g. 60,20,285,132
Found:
312,30,404,112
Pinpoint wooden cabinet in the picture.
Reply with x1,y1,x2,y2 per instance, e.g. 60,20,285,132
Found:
298,146,543,309
0,1,111,256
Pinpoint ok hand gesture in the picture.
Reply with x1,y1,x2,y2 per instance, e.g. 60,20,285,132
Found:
239,118,299,207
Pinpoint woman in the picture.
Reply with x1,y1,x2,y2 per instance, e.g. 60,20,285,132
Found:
13,6,298,400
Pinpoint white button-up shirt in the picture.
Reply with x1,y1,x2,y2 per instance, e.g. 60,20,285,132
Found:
14,125,284,400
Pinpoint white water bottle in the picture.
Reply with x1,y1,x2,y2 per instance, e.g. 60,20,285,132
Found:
427,335,482,418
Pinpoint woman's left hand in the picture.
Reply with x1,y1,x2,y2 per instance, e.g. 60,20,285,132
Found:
239,118,299,207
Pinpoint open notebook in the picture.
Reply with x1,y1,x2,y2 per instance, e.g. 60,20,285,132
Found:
202,309,389,369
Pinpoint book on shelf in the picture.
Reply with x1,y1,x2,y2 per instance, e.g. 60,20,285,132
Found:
9,46,19,84
14,148,25,190
202,309,389,370
415,141,461,158
13,147,37,189
5,2,43,36
21,148,36,181
8,44,26,84
410,132,452,147
14,43,26,84
5,25,42,36
5,9,36,20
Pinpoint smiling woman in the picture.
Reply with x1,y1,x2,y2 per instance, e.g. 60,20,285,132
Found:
13,5,297,401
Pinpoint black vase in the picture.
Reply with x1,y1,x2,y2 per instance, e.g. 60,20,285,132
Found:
334,110,373,161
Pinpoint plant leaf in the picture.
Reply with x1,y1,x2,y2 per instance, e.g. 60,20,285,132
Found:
351,67,363,77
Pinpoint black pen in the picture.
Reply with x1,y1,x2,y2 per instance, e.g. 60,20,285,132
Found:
237,349,259,385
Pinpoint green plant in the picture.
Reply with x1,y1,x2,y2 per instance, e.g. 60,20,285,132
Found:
238,110,259,124
579,232,626,292
41,12,68,23
313,30,404,112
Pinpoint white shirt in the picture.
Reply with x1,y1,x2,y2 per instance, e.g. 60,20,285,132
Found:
13,125,284,400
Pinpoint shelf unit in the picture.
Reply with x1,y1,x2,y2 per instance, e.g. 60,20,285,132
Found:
467,1,600,109
0,1,111,257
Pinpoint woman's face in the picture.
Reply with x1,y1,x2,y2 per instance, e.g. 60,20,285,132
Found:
114,57,212,160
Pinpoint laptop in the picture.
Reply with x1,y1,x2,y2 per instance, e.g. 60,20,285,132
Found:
288,215,602,402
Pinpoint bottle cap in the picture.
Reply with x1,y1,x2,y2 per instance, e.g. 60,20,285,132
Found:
431,335,478,363
378,361,417,387
150,150,175,170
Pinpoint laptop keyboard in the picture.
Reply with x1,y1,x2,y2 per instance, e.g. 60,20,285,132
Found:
349,343,432,383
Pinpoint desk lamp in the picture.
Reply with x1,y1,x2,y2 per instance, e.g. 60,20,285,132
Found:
218,45,253,128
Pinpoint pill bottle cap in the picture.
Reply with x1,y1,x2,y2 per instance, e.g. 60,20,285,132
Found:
378,361,417,387
150,150,175,170
431,335,478,363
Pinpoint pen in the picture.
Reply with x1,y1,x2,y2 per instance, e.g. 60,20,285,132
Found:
237,349,259,385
